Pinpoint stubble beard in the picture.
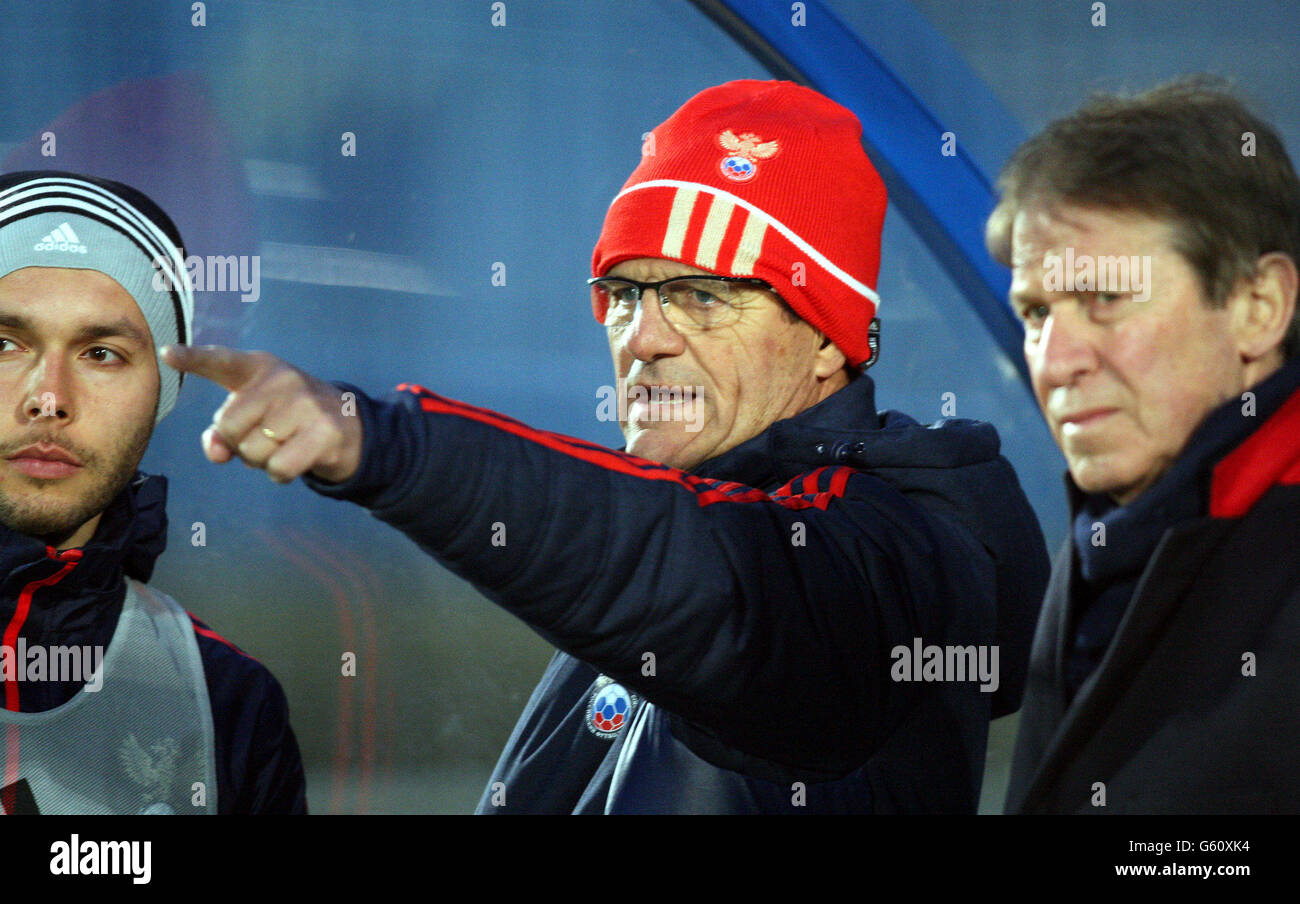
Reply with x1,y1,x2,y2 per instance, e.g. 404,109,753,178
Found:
0,417,153,547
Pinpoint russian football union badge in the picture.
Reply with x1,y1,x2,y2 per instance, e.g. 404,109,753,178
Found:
586,675,639,739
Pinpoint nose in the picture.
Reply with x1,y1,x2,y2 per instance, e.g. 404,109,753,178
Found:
622,288,687,362
1030,304,1099,389
22,354,72,422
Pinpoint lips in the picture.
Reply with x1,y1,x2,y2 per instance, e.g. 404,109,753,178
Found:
628,384,696,399
625,383,701,426
1056,408,1118,434
6,442,84,479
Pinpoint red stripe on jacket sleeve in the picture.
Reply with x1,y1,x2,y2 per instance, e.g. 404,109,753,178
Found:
189,614,257,662
397,385,857,512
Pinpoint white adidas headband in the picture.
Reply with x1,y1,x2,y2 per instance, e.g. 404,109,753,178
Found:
0,175,194,422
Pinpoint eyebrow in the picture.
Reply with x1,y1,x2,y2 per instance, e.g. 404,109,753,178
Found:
0,312,152,349
1006,278,1043,303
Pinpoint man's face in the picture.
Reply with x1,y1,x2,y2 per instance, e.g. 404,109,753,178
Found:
1009,203,1249,505
0,267,158,549
604,257,836,471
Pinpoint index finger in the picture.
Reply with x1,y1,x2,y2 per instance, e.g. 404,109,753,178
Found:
161,344,264,392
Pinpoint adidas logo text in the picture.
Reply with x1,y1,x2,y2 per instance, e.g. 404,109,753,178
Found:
34,222,88,254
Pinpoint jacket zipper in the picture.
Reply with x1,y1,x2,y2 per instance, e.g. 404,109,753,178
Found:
1,547,82,815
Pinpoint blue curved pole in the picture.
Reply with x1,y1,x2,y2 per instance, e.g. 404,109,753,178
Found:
706,0,1030,383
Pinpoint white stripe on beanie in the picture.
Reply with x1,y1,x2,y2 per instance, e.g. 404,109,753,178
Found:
661,187,697,259
626,178,881,309
695,195,734,271
733,212,768,276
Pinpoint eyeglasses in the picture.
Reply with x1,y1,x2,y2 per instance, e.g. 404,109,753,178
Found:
589,275,780,331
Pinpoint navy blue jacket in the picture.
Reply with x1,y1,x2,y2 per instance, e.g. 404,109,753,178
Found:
0,471,306,814
1007,357,1300,813
309,373,1049,812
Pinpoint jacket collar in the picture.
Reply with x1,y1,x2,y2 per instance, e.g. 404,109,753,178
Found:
1209,357,1300,517
0,471,169,634
691,373,880,489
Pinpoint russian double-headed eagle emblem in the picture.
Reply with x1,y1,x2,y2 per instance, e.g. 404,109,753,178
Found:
718,130,780,182
119,734,180,806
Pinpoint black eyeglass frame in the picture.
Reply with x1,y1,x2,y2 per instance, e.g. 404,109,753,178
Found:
587,274,781,303
589,275,882,371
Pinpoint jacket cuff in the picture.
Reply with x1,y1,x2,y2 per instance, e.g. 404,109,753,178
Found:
300,381,390,506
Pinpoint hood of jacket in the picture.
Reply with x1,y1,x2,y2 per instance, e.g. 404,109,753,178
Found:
692,373,1050,717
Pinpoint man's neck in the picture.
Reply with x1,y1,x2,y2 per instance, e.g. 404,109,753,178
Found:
49,514,101,551
813,368,852,406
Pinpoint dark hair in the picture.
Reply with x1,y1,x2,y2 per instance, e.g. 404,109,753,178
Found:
986,75,1300,359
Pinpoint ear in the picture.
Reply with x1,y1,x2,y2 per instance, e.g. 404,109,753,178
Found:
1230,251,1298,364
813,332,847,379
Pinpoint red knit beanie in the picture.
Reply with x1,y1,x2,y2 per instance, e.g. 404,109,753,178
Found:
591,79,886,367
